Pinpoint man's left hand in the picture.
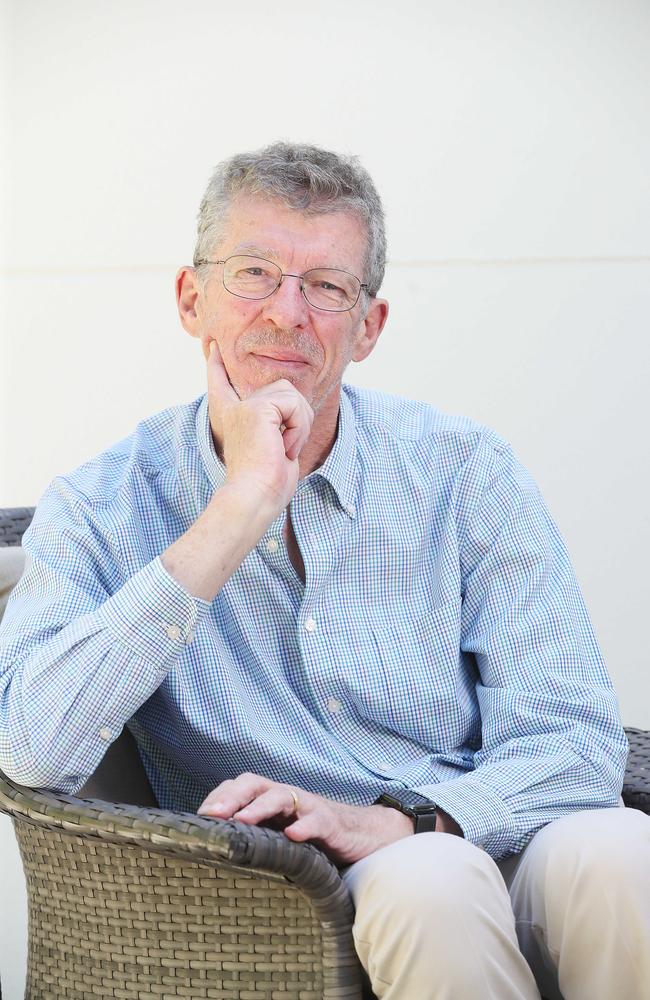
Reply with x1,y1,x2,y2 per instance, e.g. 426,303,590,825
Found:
197,773,414,866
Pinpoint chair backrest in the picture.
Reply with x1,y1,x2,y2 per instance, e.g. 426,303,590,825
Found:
0,506,157,807
77,727,158,805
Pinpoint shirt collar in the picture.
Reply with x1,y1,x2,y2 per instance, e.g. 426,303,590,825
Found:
195,386,358,516
307,386,358,518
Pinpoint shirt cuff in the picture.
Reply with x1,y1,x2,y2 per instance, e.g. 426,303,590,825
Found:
97,556,211,664
414,775,516,855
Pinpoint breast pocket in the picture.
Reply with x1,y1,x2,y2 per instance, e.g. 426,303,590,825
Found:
340,600,477,749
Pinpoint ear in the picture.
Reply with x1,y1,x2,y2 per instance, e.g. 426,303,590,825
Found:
176,266,203,338
351,297,389,363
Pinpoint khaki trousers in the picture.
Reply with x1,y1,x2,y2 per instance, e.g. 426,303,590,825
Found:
342,807,650,999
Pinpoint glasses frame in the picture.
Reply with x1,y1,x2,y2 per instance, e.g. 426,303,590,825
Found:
193,254,369,313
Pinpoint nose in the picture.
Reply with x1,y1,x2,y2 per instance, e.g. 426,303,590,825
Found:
260,273,310,328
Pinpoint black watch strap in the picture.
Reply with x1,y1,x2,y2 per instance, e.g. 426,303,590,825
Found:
374,790,438,833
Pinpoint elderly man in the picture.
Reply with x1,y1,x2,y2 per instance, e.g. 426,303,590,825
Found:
1,142,648,999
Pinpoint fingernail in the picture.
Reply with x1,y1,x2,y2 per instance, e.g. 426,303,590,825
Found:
198,800,224,815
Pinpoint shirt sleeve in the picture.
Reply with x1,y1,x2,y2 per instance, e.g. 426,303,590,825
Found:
0,477,211,792
414,435,628,859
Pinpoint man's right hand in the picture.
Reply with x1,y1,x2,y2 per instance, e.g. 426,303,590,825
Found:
207,340,314,516
160,340,314,603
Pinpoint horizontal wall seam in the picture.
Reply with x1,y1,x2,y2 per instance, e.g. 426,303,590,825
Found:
2,256,650,276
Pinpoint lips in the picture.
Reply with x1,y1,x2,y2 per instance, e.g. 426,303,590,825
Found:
251,350,310,365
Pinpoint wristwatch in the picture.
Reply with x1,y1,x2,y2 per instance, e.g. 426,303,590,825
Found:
375,790,438,833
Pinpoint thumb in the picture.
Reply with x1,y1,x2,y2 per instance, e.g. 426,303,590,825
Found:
283,816,317,843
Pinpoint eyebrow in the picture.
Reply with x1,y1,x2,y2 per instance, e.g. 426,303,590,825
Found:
229,244,356,274
231,244,280,258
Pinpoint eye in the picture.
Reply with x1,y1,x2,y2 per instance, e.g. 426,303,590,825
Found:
231,263,276,281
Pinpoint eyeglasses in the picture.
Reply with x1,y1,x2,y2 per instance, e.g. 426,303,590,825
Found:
193,254,368,312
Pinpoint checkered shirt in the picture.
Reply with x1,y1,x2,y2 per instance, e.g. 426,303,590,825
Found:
0,386,627,859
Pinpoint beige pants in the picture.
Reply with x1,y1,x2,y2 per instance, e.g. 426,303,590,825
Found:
342,807,650,999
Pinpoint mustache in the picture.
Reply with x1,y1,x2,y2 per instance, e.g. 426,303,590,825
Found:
240,328,323,364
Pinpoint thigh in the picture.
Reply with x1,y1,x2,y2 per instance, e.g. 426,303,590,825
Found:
498,807,650,1000
343,833,541,1000
499,805,650,903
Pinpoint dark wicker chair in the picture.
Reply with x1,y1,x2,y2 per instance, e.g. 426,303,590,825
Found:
0,508,368,1000
1,506,649,1000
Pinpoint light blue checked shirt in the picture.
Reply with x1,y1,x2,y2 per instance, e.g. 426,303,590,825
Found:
0,386,626,859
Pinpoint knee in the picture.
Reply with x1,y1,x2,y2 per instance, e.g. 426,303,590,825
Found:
345,835,538,998
347,832,509,942
521,807,650,912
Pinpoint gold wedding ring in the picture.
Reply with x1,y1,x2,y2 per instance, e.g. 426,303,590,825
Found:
289,788,300,816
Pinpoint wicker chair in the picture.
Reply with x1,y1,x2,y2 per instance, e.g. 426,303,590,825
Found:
1,506,649,1000
0,508,368,1000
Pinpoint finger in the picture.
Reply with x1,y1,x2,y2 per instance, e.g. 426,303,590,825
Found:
234,786,302,825
282,425,304,461
255,379,313,422
207,339,239,408
197,773,271,818
270,392,314,447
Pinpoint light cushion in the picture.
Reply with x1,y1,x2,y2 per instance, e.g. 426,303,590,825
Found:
0,547,26,621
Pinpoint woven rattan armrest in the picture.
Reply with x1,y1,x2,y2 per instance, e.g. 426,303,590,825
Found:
0,772,365,999
0,775,349,897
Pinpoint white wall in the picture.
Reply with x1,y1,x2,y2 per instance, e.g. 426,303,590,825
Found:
1,1,649,995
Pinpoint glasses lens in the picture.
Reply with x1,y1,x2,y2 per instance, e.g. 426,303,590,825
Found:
302,269,361,311
223,256,281,299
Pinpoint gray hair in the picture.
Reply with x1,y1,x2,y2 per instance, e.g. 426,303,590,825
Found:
194,141,386,298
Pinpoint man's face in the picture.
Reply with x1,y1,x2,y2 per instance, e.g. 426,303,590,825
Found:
178,195,387,418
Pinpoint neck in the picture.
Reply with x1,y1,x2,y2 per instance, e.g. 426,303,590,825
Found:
297,382,342,476
297,410,339,478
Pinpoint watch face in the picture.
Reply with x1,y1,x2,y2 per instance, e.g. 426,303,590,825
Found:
397,790,436,811
412,802,438,815
375,792,438,833
376,791,436,814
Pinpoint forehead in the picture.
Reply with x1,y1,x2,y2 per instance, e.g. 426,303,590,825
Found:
220,194,367,270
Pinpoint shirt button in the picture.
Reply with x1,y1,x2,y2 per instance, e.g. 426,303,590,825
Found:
304,617,317,633
165,624,181,641
327,697,342,714
99,727,112,742
266,538,279,554
345,503,356,517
